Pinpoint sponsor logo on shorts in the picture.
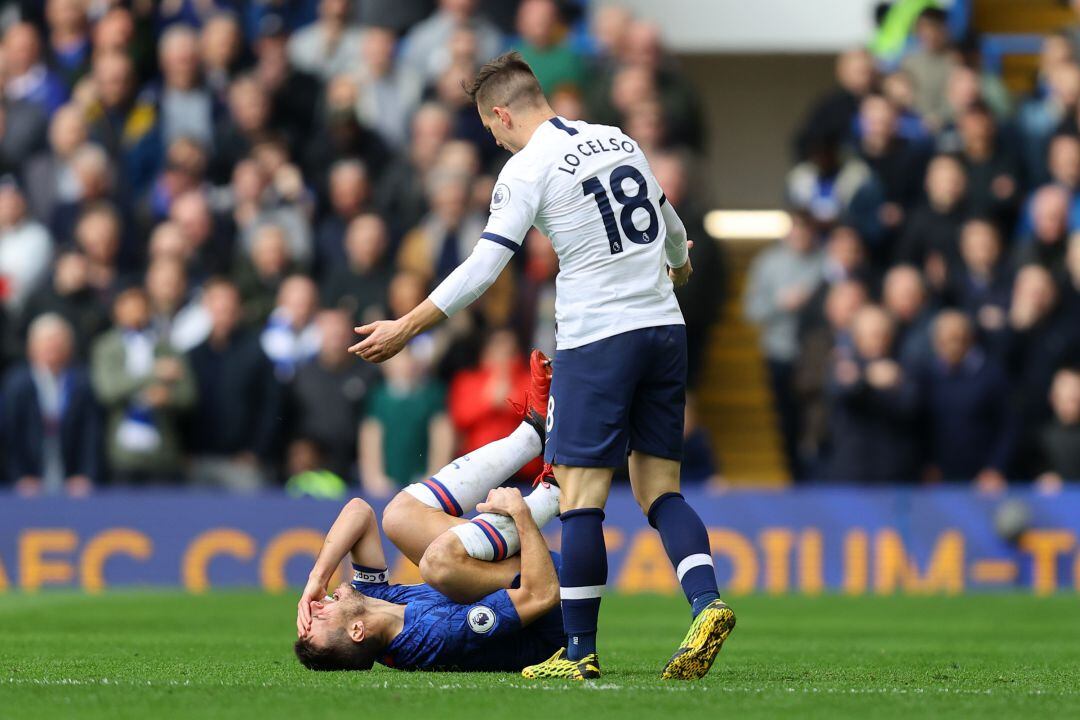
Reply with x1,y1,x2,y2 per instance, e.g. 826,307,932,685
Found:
467,605,496,634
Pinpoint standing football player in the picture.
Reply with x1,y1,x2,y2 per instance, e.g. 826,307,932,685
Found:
351,51,734,681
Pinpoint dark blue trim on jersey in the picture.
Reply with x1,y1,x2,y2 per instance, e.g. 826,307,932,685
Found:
659,193,668,205
549,117,579,136
480,232,522,253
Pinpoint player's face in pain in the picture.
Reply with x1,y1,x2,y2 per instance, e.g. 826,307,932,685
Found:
306,583,365,647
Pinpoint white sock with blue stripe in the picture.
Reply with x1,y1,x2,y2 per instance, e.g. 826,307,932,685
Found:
403,422,541,517
450,483,561,561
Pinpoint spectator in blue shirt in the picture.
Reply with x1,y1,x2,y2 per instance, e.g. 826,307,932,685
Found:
3,22,69,115
918,310,1014,491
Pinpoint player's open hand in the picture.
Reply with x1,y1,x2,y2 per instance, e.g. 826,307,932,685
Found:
476,487,527,518
296,576,326,638
668,240,694,288
349,319,409,363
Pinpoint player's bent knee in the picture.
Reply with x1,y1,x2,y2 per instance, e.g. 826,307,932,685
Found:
418,532,467,595
381,493,417,547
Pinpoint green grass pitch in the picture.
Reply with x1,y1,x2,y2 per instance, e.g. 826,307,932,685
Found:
1,592,1078,719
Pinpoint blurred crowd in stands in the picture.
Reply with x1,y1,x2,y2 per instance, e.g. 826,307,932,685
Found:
745,5,1080,492
0,0,723,496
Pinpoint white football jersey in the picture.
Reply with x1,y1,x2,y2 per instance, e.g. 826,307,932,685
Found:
482,116,685,350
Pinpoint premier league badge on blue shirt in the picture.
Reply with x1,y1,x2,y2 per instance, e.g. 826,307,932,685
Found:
467,605,496,634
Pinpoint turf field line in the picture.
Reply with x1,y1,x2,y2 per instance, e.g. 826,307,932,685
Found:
2,677,1075,697
411,683,1075,696
0,677,675,692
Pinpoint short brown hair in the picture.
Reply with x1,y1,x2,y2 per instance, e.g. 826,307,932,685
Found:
294,629,382,672
463,51,545,112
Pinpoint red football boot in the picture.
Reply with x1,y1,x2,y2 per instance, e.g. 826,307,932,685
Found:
511,349,552,453
526,349,552,420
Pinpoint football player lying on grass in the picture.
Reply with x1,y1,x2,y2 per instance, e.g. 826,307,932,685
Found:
294,350,574,673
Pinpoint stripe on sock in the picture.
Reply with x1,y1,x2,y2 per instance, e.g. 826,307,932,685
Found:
560,584,605,600
676,553,714,582
472,519,508,561
450,523,494,561
422,476,463,516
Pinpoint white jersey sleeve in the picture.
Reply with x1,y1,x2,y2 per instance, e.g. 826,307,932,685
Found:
427,241,515,317
661,198,689,269
479,157,544,252
426,157,541,317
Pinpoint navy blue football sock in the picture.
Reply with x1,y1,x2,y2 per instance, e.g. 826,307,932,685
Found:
690,591,721,618
648,492,720,618
559,507,607,660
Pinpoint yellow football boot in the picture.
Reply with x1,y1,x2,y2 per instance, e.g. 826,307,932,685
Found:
521,648,601,680
661,600,736,680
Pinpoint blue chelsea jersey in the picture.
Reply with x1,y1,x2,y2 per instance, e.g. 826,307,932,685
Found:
351,553,564,672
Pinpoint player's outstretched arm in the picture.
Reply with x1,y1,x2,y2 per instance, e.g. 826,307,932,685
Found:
350,241,516,363
478,488,559,626
297,498,388,637
349,299,446,363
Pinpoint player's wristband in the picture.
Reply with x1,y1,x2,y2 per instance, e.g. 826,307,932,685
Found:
351,564,389,584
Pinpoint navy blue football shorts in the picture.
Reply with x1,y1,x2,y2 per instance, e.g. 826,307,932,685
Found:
543,324,687,468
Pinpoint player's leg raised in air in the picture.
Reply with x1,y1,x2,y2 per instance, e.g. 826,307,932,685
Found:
382,349,559,600
297,350,558,632
522,325,734,682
